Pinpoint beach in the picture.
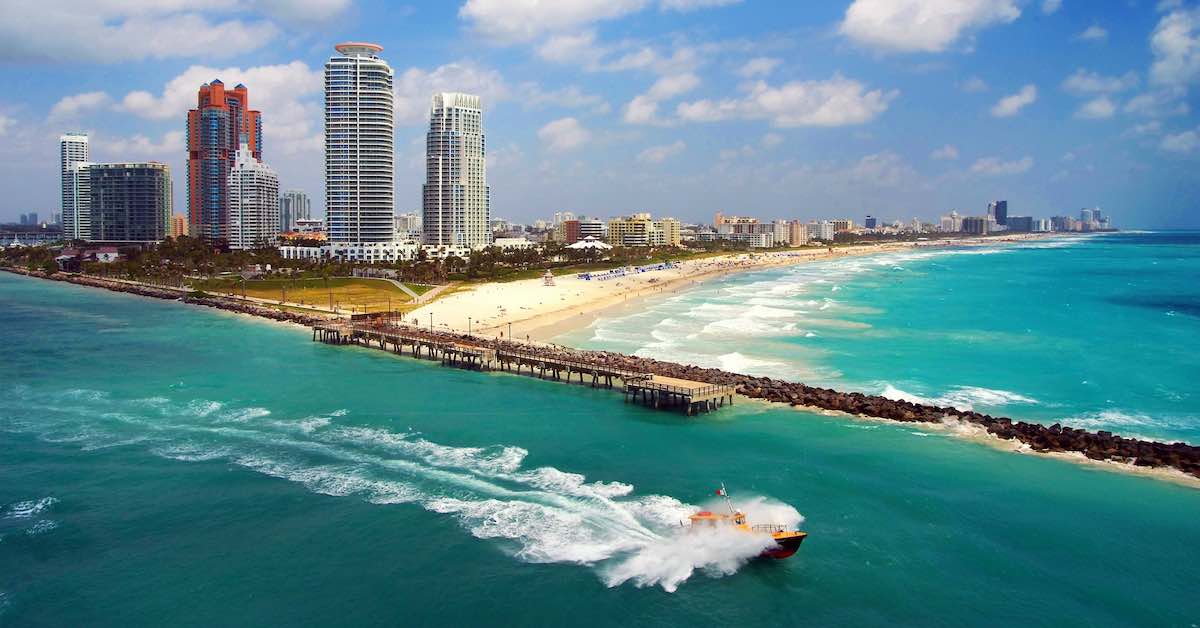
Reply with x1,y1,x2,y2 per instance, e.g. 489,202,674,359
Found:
408,233,1056,341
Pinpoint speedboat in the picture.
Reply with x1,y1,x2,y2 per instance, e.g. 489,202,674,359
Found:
686,484,807,559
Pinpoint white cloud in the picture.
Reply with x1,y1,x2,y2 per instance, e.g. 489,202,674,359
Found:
637,140,686,163
839,0,1020,53
1124,120,1163,137
538,117,591,152
1160,126,1199,152
623,73,700,124
1077,25,1108,41
677,76,897,127
0,113,12,136
1041,0,1062,14
1076,96,1117,119
1061,69,1139,94
394,62,510,125
518,83,606,110
253,0,353,22
111,61,323,157
1150,7,1200,86
990,84,1037,117
49,91,112,119
737,57,781,78
0,3,278,63
961,76,989,93
537,30,604,65
660,0,741,10
761,132,783,148
930,144,959,160
1124,88,1190,117
458,0,648,43
970,155,1034,175
103,130,187,158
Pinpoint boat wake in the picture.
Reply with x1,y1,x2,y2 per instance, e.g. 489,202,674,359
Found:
0,387,803,592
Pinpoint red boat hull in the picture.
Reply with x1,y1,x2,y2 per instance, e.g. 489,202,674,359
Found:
760,533,806,559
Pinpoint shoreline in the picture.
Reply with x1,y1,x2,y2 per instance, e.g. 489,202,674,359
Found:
406,232,1066,342
9,240,1198,487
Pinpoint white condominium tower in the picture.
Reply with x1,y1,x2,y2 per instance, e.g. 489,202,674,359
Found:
325,42,394,243
60,132,90,239
422,92,491,248
227,142,280,250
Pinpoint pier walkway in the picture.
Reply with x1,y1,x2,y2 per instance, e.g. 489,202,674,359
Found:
311,320,734,414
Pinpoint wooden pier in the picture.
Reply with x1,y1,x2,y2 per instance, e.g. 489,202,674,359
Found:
623,375,736,415
311,321,735,414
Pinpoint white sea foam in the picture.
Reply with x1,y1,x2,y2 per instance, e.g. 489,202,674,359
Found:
24,520,58,536
3,497,58,519
879,384,1038,411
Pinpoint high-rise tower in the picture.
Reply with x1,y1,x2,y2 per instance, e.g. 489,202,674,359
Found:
227,143,280,250
325,42,394,243
422,92,491,248
60,133,90,239
186,80,262,245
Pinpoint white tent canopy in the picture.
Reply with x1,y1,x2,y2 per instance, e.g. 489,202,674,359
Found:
566,236,612,250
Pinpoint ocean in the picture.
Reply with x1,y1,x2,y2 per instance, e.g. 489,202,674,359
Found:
561,231,1200,444
1,236,1199,626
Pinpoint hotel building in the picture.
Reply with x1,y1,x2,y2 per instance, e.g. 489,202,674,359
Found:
423,92,491,248
186,80,261,245
227,143,280,250
60,133,90,239
89,162,172,243
326,42,394,244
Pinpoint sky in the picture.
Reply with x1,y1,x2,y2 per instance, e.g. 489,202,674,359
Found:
1,0,1199,228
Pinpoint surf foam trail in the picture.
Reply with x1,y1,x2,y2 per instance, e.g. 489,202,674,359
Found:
0,387,803,592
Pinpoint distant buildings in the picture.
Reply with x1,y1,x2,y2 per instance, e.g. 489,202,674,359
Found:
788,220,809,246
326,42,394,244
1006,216,1034,232
988,200,1008,226
60,133,89,238
832,219,854,233
394,212,422,240
607,213,681,247
171,213,188,238
279,190,311,233
89,162,172,243
18,212,41,226
962,216,989,235
810,220,836,241
227,143,279,250
423,92,491,248
187,79,261,245
864,215,878,229
939,211,963,232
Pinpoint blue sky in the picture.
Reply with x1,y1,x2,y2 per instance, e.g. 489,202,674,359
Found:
1,0,1198,227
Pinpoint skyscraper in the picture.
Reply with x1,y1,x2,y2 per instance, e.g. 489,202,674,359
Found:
279,189,311,232
60,133,90,239
987,200,1008,226
89,162,172,243
227,143,280,250
422,92,491,248
187,80,262,245
64,163,92,239
325,42,394,243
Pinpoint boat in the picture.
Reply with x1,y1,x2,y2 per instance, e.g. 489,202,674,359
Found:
685,484,807,559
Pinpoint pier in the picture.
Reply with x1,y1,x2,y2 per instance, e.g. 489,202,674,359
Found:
311,320,732,414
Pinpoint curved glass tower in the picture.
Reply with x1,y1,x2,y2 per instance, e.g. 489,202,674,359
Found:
325,42,395,244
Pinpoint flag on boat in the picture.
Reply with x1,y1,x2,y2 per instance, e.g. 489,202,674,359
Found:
716,487,726,496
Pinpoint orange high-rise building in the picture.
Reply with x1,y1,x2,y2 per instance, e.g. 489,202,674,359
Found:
186,80,261,245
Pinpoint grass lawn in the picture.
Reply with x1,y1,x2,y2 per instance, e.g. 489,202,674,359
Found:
189,277,421,314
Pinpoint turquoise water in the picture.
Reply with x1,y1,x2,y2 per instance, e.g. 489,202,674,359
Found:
2,270,1199,626
562,232,1200,444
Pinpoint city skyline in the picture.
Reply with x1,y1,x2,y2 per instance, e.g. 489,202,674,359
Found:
2,2,1199,228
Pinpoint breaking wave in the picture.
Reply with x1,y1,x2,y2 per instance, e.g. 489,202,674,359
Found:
0,387,803,592
880,384,1038,411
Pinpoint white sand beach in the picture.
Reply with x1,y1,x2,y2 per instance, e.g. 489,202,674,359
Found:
406,233,1057,342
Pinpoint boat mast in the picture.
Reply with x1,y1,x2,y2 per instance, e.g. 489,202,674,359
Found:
720,482,736,515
